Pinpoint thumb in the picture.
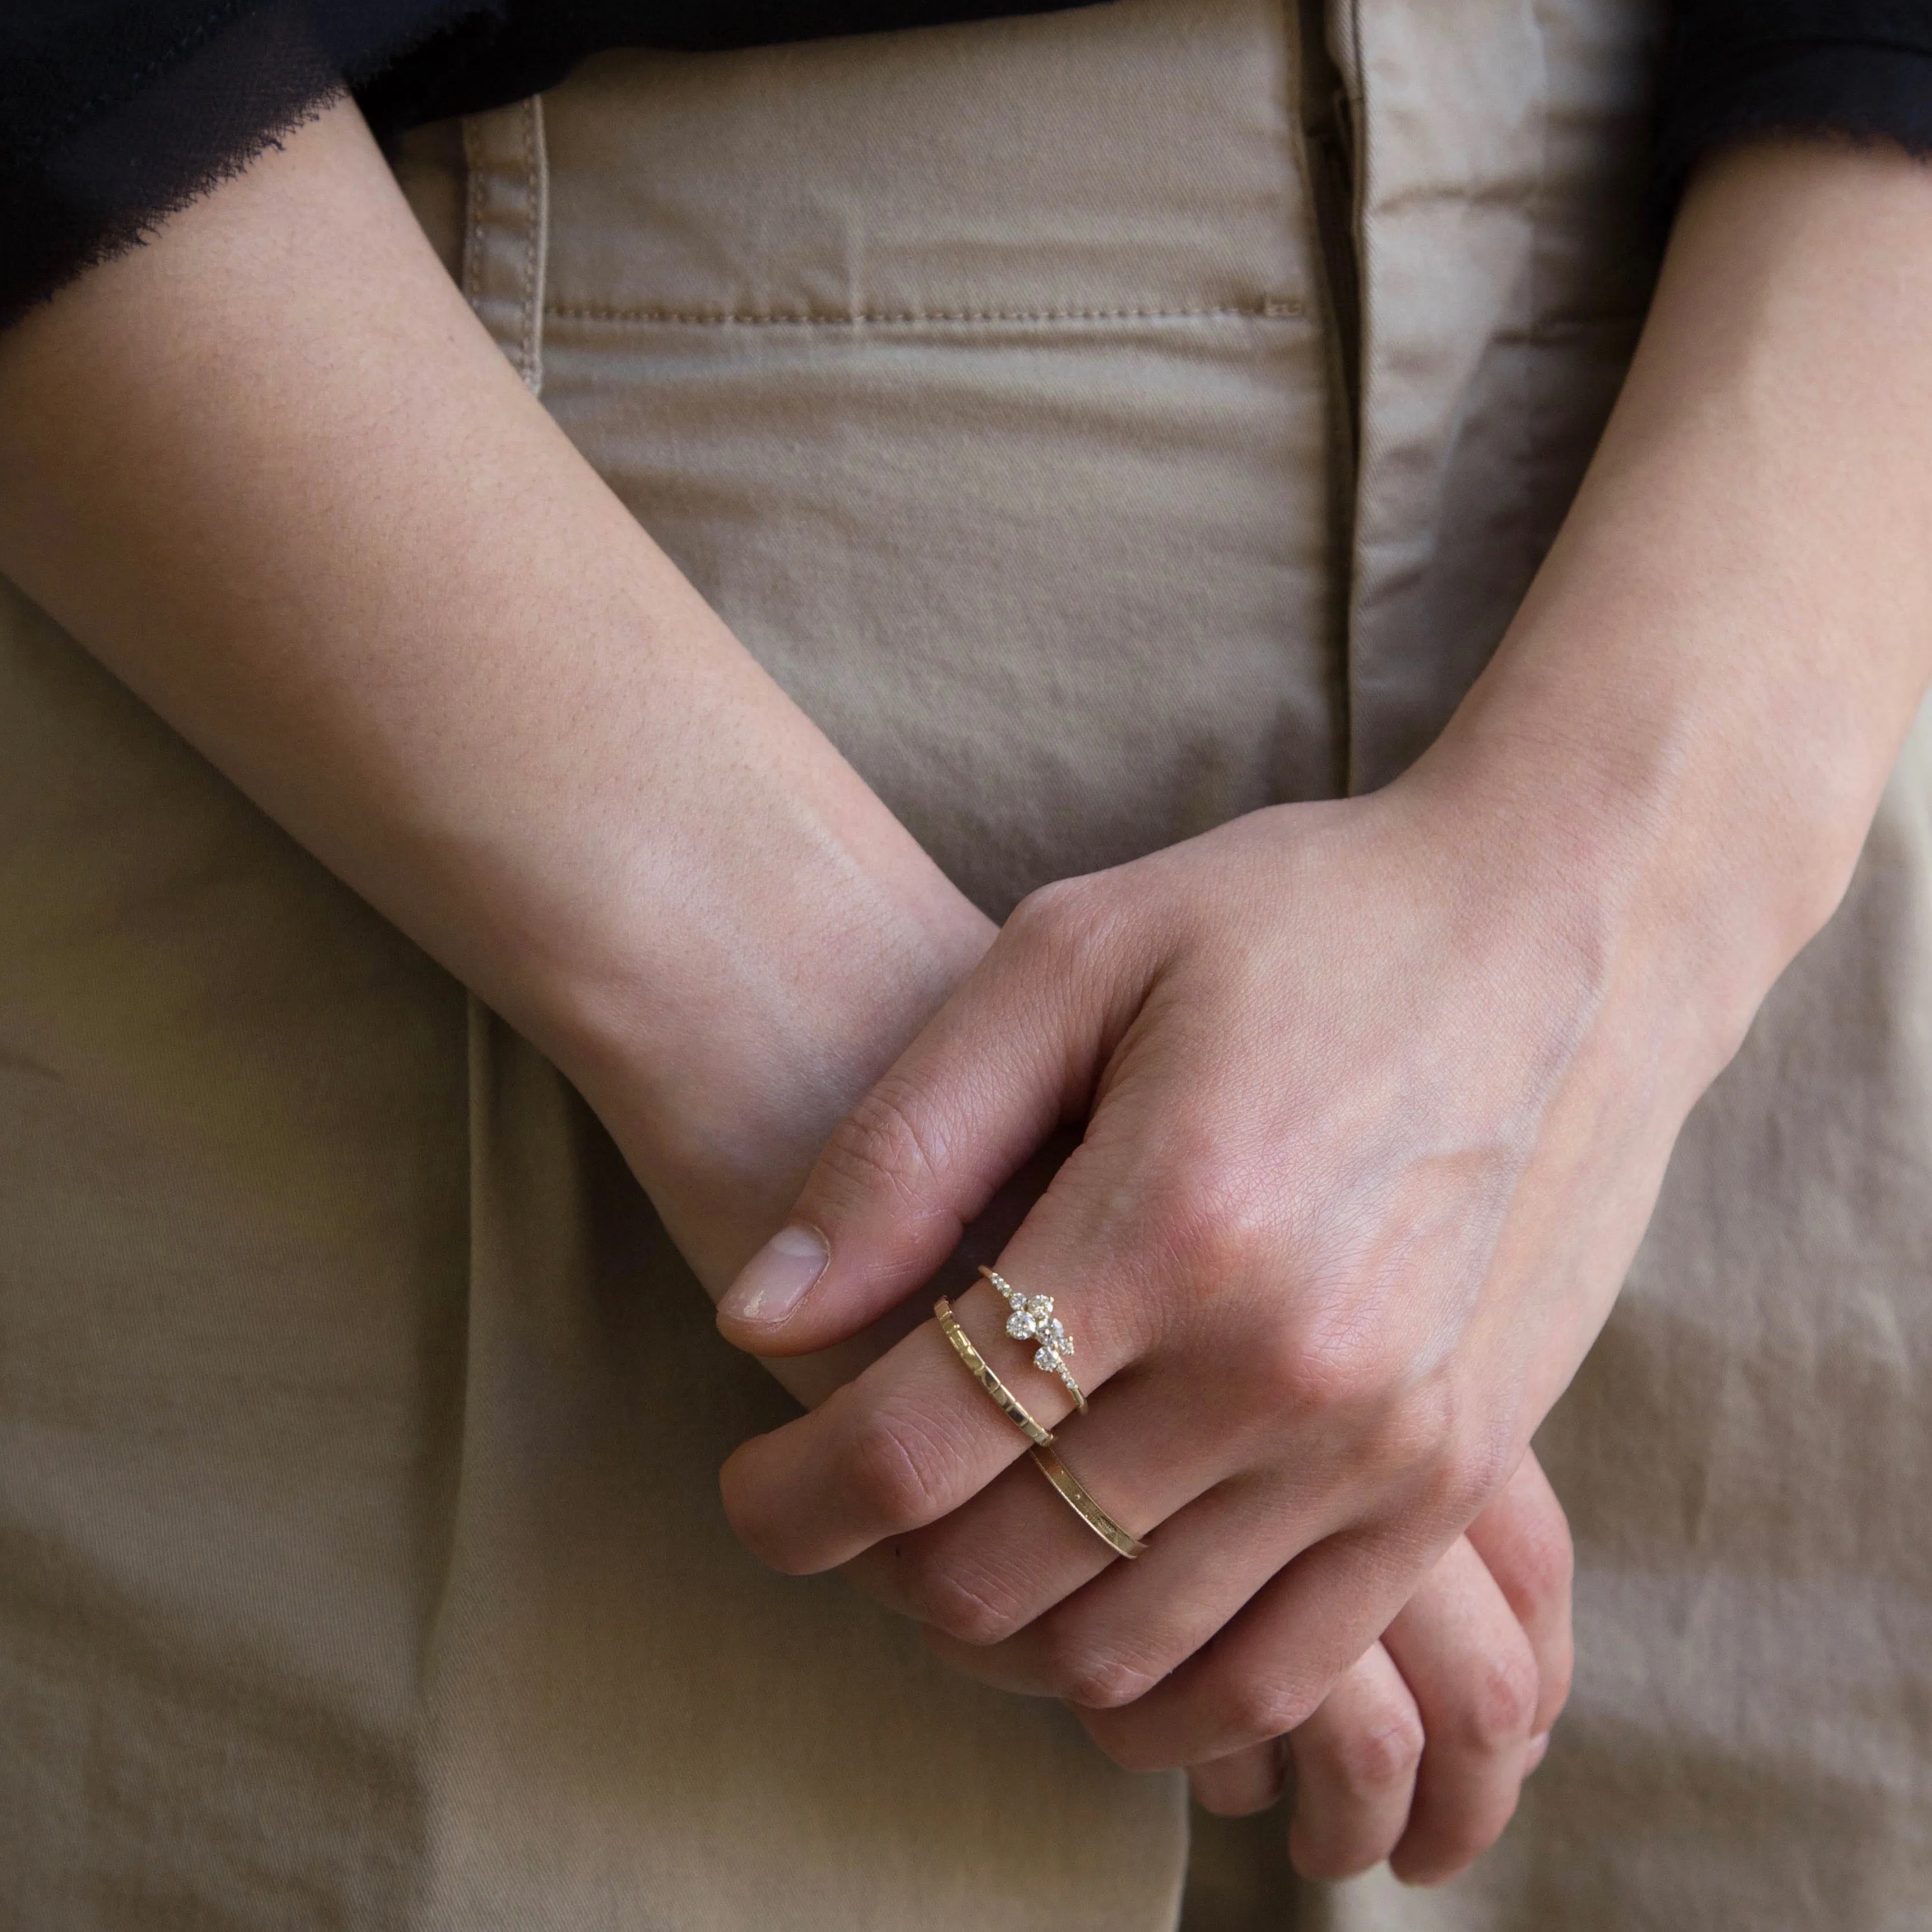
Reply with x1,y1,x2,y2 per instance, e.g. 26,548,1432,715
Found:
714,895,1115,1355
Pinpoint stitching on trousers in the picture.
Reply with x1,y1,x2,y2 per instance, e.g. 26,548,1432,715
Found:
544,299,1308,326
461,118,485,309
520,101,540,384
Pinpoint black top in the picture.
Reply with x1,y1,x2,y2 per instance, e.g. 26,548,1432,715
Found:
3,0,1931,332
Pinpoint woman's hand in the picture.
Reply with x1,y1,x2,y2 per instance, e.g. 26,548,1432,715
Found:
739,1107,1578,1888
710,760,1684,1766
768,1118,1578,1886
714,135,1932,1766
1185,1451,1570,1885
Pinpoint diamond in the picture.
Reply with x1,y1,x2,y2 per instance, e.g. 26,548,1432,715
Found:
978,1265,1081,1405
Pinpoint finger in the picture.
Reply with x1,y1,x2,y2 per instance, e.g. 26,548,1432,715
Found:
843,1446,1127,1642
916,1470,1348,1701
1285,1643,1424,1880
727,1004,1392,1585
1073,1529,1418,1771
1381,1537,1541,1885
1462,1447,1574,1739
856,1394,1228,1649
719,1265,1153,1575
715,885,1148,1355
1189,1738,1290,1818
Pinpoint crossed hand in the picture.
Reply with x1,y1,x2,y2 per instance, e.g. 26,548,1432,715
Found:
717,775,1705,1881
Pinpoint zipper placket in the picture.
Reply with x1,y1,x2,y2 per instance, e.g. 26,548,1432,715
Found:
1293,0,1362,794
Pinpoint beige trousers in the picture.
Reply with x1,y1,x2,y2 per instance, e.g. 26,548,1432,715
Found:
3,1,1929,1926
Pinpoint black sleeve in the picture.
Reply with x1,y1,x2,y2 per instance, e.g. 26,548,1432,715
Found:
1658,1,1932,209
1,0,1100,335
0,0,493,333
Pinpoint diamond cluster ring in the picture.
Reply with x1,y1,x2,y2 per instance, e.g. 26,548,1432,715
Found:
979,1266,1087,1411
933,1272,1145,1559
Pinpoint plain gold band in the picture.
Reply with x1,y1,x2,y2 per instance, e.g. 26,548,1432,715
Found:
934,1298,1056,1447
1030,1446,1149,1560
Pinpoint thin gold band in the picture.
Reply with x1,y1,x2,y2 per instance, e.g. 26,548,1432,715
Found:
934,1298,1056,1447
1030,1445,1149,1560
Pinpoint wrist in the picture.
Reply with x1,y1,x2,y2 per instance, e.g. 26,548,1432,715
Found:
1406,141,1932,1083
1413,628,1874,1097
545,858,994,1292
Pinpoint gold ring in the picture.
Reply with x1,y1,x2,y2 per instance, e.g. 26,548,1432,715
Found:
980,1266,1087,1412
1030,1445,1148,1560
934,1298,1056,1447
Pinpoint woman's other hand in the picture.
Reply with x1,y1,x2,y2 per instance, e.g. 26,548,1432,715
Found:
1183,1451,1570,1886
0,92,998,1356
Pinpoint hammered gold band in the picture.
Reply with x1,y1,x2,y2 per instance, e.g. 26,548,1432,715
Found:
934,1298,1056,1447
1030,1446,1149,1559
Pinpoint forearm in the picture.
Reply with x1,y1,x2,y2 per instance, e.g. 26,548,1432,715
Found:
1426,138,1932,1061
0,98,991,1294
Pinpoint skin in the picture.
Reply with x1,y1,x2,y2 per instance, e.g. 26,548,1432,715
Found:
717,133,1932,1803
0,94,1569,1881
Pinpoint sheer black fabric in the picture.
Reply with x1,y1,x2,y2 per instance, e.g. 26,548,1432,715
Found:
1,0,487,329
1658,1,1932,209
0,0,1095,330
356,0,1103,130
4,0,1932,333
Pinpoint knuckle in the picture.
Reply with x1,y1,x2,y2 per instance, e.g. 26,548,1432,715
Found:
1511,1504,1577,1616
1541,1655,1576,1733
1041,1634,1162,1712
1449,1806,1514,1867
843,1401,957,1532
1224,1677,1316,1749
1078,1714,1172,1776
1251,1316,1410,1422
1415,1417,1516,1527
892,1545,1035,1638
1394,1823,1501,1888
1290,1834,1384,1886
1363,1375,1458,1477
1159,1180,1277,1298
717,1455,814,1577
1391,1848,1475,1889
1452,1638,1541,1757
1191,1746,1288,1818
1321,1703,1426,1801
1004,874,1112,963
1450,1434,1516,1521
902,1559,1027,1647
1459,1820,1510,1867
819,1075,945,1215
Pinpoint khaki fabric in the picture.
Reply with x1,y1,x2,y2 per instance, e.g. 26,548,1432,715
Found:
522,1,1344,917
1329,0,1664,790
2,1,1318,1924
1306,3,1932,1928
1,1,1929,1927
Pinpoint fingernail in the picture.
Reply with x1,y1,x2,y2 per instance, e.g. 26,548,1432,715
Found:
1524,1732,1550,1773
720,1224,830,1327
